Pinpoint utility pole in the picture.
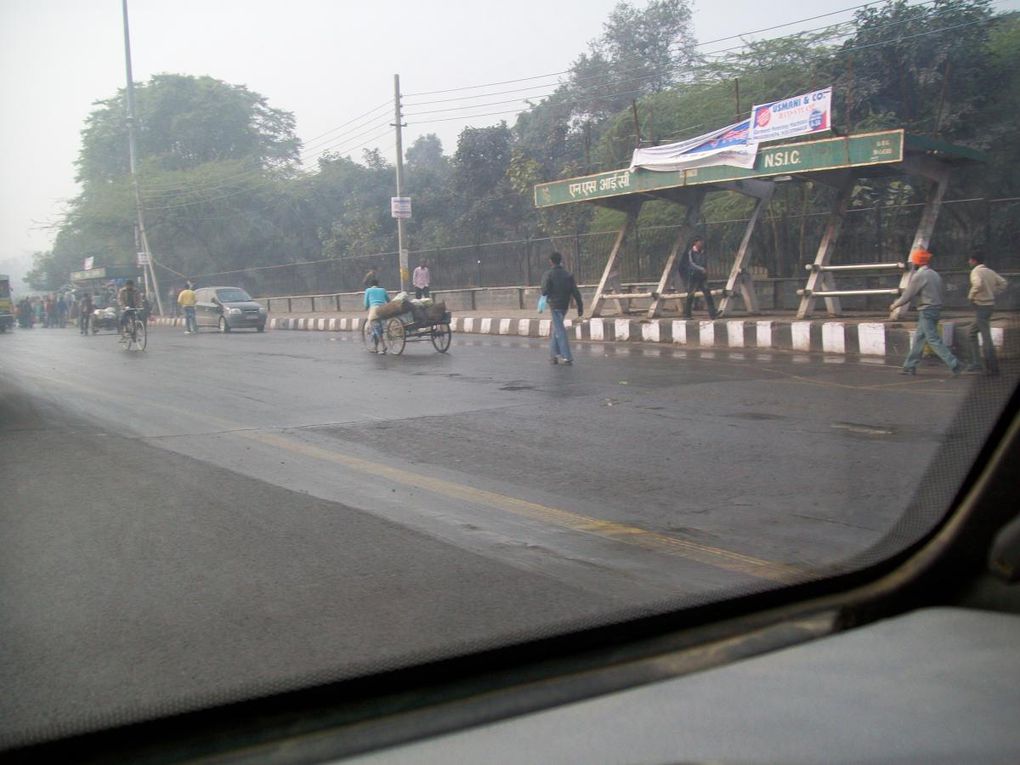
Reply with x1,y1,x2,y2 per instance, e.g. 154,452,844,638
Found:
122,0,163,315
393,74,409,292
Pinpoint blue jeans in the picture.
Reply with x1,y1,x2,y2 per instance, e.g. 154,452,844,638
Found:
903,308,959,372
184,306,197,333
550,309,573,362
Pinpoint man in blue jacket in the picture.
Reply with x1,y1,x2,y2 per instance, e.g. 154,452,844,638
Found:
541,252,583,365
679,237,717,319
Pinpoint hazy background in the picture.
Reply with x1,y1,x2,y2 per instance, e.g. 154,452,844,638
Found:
2,0,1016,291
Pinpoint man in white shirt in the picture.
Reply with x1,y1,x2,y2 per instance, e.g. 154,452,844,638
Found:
965,251,1008,376
412,260,431,300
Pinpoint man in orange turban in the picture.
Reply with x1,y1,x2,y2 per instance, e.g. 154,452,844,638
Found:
910,248,932,267
890,248,962,376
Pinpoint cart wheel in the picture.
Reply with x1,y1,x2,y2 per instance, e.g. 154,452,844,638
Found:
385,317,406,355
361,319,376,351
430,323,452,353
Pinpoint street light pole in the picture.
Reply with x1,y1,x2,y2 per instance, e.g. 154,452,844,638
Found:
393,74,409,292
122,0,163,315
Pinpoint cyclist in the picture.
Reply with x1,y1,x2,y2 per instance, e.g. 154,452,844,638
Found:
117,280,141,337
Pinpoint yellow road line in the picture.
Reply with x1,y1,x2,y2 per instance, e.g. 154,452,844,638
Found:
10,357,804,583
243,430,803,584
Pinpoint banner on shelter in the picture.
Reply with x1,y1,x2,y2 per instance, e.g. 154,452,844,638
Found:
629,119,759,173
749,87,832,143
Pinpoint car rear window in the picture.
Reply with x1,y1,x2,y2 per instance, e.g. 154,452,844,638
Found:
216,289,251,303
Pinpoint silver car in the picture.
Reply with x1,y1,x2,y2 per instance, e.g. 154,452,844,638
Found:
194,286,267,332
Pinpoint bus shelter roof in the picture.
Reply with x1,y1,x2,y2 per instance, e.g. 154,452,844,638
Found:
533,129,985,211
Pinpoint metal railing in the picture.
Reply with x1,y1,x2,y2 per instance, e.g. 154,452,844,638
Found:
170,196,1019,299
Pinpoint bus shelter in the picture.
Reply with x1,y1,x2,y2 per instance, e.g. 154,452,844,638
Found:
71,265,143,309
533,130,984,320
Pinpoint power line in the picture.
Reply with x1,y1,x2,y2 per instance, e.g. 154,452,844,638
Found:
142,126,395,212
135,2,1002,213
401,0,965,128
139,115,393,198
403,0,892,100
407,8,994,131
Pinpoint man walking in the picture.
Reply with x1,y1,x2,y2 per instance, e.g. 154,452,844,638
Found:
679,237,717,319
541,252,583,365
412,260,431,299
178,281,198,334
56,294,68,327
890,248,962,376
965,251,1008,376
79,292,93,335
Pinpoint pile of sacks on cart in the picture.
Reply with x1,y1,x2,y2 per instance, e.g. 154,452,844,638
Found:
375,292,448,324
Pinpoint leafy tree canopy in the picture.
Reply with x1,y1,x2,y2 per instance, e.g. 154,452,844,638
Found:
76,73,301,185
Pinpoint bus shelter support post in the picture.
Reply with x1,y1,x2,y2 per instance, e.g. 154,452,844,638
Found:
718,179,774,317
590,201,641,318
890,158,950,321
797,172,855,319
648,191,705,319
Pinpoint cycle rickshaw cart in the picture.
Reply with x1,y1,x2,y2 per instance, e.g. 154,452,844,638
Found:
362,300,452,355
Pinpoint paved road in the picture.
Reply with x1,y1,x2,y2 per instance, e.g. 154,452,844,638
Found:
1,325,1012,748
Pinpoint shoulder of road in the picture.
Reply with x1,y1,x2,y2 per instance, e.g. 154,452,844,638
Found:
150,302,1020,362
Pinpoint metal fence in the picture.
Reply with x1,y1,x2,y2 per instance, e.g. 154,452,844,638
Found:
177,197,1020,297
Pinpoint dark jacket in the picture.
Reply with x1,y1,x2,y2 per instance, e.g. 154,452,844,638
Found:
679,244,708,280
541,265,583,313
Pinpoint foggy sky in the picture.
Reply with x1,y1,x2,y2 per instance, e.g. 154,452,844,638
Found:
3,0,1014,286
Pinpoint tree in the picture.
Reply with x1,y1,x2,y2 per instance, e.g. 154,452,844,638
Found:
76,74,300,184
836,0,994,136
32,74,304,288
404,134,456,248
563,0,696,125
451,124,528,243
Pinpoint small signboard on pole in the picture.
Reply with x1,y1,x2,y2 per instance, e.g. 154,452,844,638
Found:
137,252,150,266
390,197,412,219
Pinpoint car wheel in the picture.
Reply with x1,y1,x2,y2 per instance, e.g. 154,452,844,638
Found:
219,317,231,333
256,323,265,333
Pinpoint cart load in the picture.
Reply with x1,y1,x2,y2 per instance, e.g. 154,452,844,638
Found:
365,295,451,354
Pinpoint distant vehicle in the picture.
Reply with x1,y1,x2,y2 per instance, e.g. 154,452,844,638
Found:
0,275,13,332
194,286,267,333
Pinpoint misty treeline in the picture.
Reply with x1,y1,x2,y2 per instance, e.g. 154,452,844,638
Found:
28,0,1020,294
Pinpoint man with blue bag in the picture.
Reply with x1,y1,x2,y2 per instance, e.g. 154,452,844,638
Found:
540,252,583,366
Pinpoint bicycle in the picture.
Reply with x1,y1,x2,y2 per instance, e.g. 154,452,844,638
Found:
118,308,147,351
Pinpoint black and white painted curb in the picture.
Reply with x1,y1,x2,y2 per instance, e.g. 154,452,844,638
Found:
149,315,1011,361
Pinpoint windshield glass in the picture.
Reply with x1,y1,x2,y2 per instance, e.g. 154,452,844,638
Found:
215,288,252,303
2,0,1017,754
